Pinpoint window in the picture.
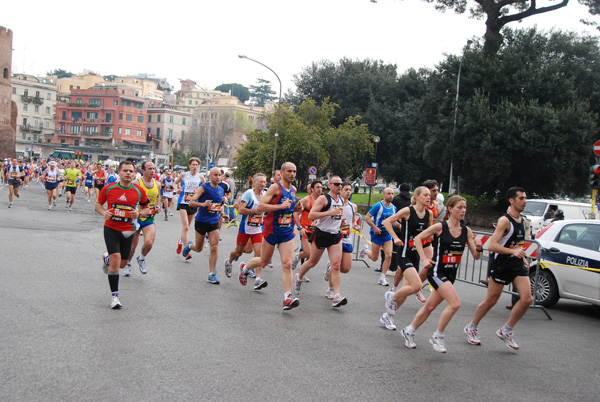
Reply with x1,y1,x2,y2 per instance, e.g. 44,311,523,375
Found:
195,101,198,105
169,128,173,138
89,98,101,106
148,115,152,122
34,105,39,113
156,128,160,138
3,68,7,79
169,115,173,123
86,126,98,134
71,125,81,134
87,112,98,120
157,114,161,122
118,127,122,134
125,128,131,135
23,104,28,111
35,91,40,97
22,118,27,126
72,111,82,121
24,89,28,96
147,127,151,134
62,111,66,120
45,121,49,128
181,130,185,140
137,116,143,123
114,99,118,106
136,130,143,137
61,139,66,144
126,114,132,121
76,98,83,104
12,87,16,94
46,107,50,114
47,93,51,100
106,113,112,123
557,224,600,252
201,112,206,121
70,85,73,90
182,117,186,125
74,140,79,146
189,100,192,105
119,113,123,120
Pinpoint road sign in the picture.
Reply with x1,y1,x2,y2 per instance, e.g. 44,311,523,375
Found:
365,168,376,186
25,147,29,151
309,174,316,180
309,166,317,175
209,162,215,169
594,140,600,156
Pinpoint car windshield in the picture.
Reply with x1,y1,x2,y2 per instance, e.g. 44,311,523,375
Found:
523,201,547,217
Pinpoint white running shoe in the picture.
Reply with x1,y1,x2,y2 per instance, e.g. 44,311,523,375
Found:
359,244,369,259
224,259,233,278
122,263,131,277
385,291,396,316
380,312,396,331
464,325,482,345
332,294,347,308
137,255,147,274
496,327,519,350
401,328,416,349
293,273,302,295
48,205,52,210
324,261,331,281
170,212,173,216
111,295,122,309
430,335,447,353
325,288,334,299
101,251,109,274
415,291,426,303
292,253,300,270
378,275,389,286
253,278,268,291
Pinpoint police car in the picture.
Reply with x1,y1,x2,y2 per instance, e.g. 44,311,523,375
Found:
532,220,600,307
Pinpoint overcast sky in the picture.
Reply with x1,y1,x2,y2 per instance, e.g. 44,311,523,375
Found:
4,0,598,94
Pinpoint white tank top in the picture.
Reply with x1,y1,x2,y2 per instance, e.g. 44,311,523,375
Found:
341,202,355,244
316,193,344,234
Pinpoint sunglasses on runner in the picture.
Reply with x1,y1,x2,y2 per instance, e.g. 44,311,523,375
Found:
331,183,343,186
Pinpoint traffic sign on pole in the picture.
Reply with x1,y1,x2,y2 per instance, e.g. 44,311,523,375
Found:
309,166,317,175
594,140,600,157
209,162,215,169
365,168,376,186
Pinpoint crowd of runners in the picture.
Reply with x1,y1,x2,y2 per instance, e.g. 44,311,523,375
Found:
2,156,533,354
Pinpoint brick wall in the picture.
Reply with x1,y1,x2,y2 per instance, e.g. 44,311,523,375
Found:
0,26,16,158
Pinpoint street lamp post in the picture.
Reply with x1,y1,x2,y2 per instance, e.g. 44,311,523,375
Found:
238,55,282,175
195,85,213,172
448,40,472,196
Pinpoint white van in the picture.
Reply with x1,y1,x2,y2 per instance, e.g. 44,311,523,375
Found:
523,199,599,234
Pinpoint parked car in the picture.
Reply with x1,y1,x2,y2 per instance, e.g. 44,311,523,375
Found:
522,199,598,235
530,220,600,307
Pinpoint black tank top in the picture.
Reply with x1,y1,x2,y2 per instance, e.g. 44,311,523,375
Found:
432,221,468,273
400,206,430,257
490,213,526,270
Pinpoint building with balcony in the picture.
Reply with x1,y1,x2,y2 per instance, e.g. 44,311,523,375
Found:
54,72,105,97
146,101,192,166
53,86,150,153
11,73,57,157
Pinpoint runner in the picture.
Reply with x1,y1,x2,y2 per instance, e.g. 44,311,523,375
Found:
292,180,323,270
397,196,482,352
324,182,360,299
7,158,24,208
217,169,231,230
63,161,82,211
160,169,175,221
42,161,60,210
122,161,162,276
174,157,205,254
379,186,433,331
238,162,303,310
83,165,95,202
169,170,178,216
294,176,348,308
182,167,227,284
57,161,65,197
93,163,107,199
359,188,397,286
22,161,30,188
224,173,267,289
95,160,150,309
464,187,531,350
106,164,118,185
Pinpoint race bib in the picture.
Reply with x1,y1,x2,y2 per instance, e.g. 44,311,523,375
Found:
166,186,174,192
95,179,105,185
67,180,75,186
184,192,194,202
248,214,263,227
47,176,57,183
109,205,133,222
333,206,343,220
442,253,462,265
277,213,293,228
207,202,222,214
341,225,351,238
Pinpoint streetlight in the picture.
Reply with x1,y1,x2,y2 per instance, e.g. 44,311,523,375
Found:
194,85,213,172
448,40,472,195
238,55,282,176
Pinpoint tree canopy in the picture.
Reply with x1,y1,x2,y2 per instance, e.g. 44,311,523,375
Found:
214,83,250,103
249,78,277,107
46,68,73,78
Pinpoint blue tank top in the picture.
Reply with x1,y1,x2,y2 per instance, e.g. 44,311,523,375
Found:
195,182,225,224
264,182,297,236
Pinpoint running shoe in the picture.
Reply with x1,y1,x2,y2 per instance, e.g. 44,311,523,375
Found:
101,251,109,274
430,335,447,353
293,273,302,295
496,327,519,350
122,263,131,277
239,263,248,286
111,295,122,309
380,312,396,330
324,261,331,281
253,278,268,291
68,207,72,212
87,198,91,203
415,291,426,303
164,217,168,221
292,253,300,270
176,240,183,254
332,294,347,308
248,268,256,278
359,244,369,259
282,296,300,310
266,260,273,269
325,288,334,299
385,291,397,316
401,328,416,349
378,275,389,286
137,255,147,274
224,259,233,278
170,212,173,216
303,276,310,283
464,325,481,345
8,203,12,208
48,205,52,210
207,272,220,284
182,241,193,260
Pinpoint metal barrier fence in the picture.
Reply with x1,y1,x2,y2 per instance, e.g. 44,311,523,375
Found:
352,221,552,320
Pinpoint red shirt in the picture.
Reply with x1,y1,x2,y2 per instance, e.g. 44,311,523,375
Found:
98,182,149,231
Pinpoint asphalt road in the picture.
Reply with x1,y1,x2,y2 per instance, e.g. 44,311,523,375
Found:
1,183,599,401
